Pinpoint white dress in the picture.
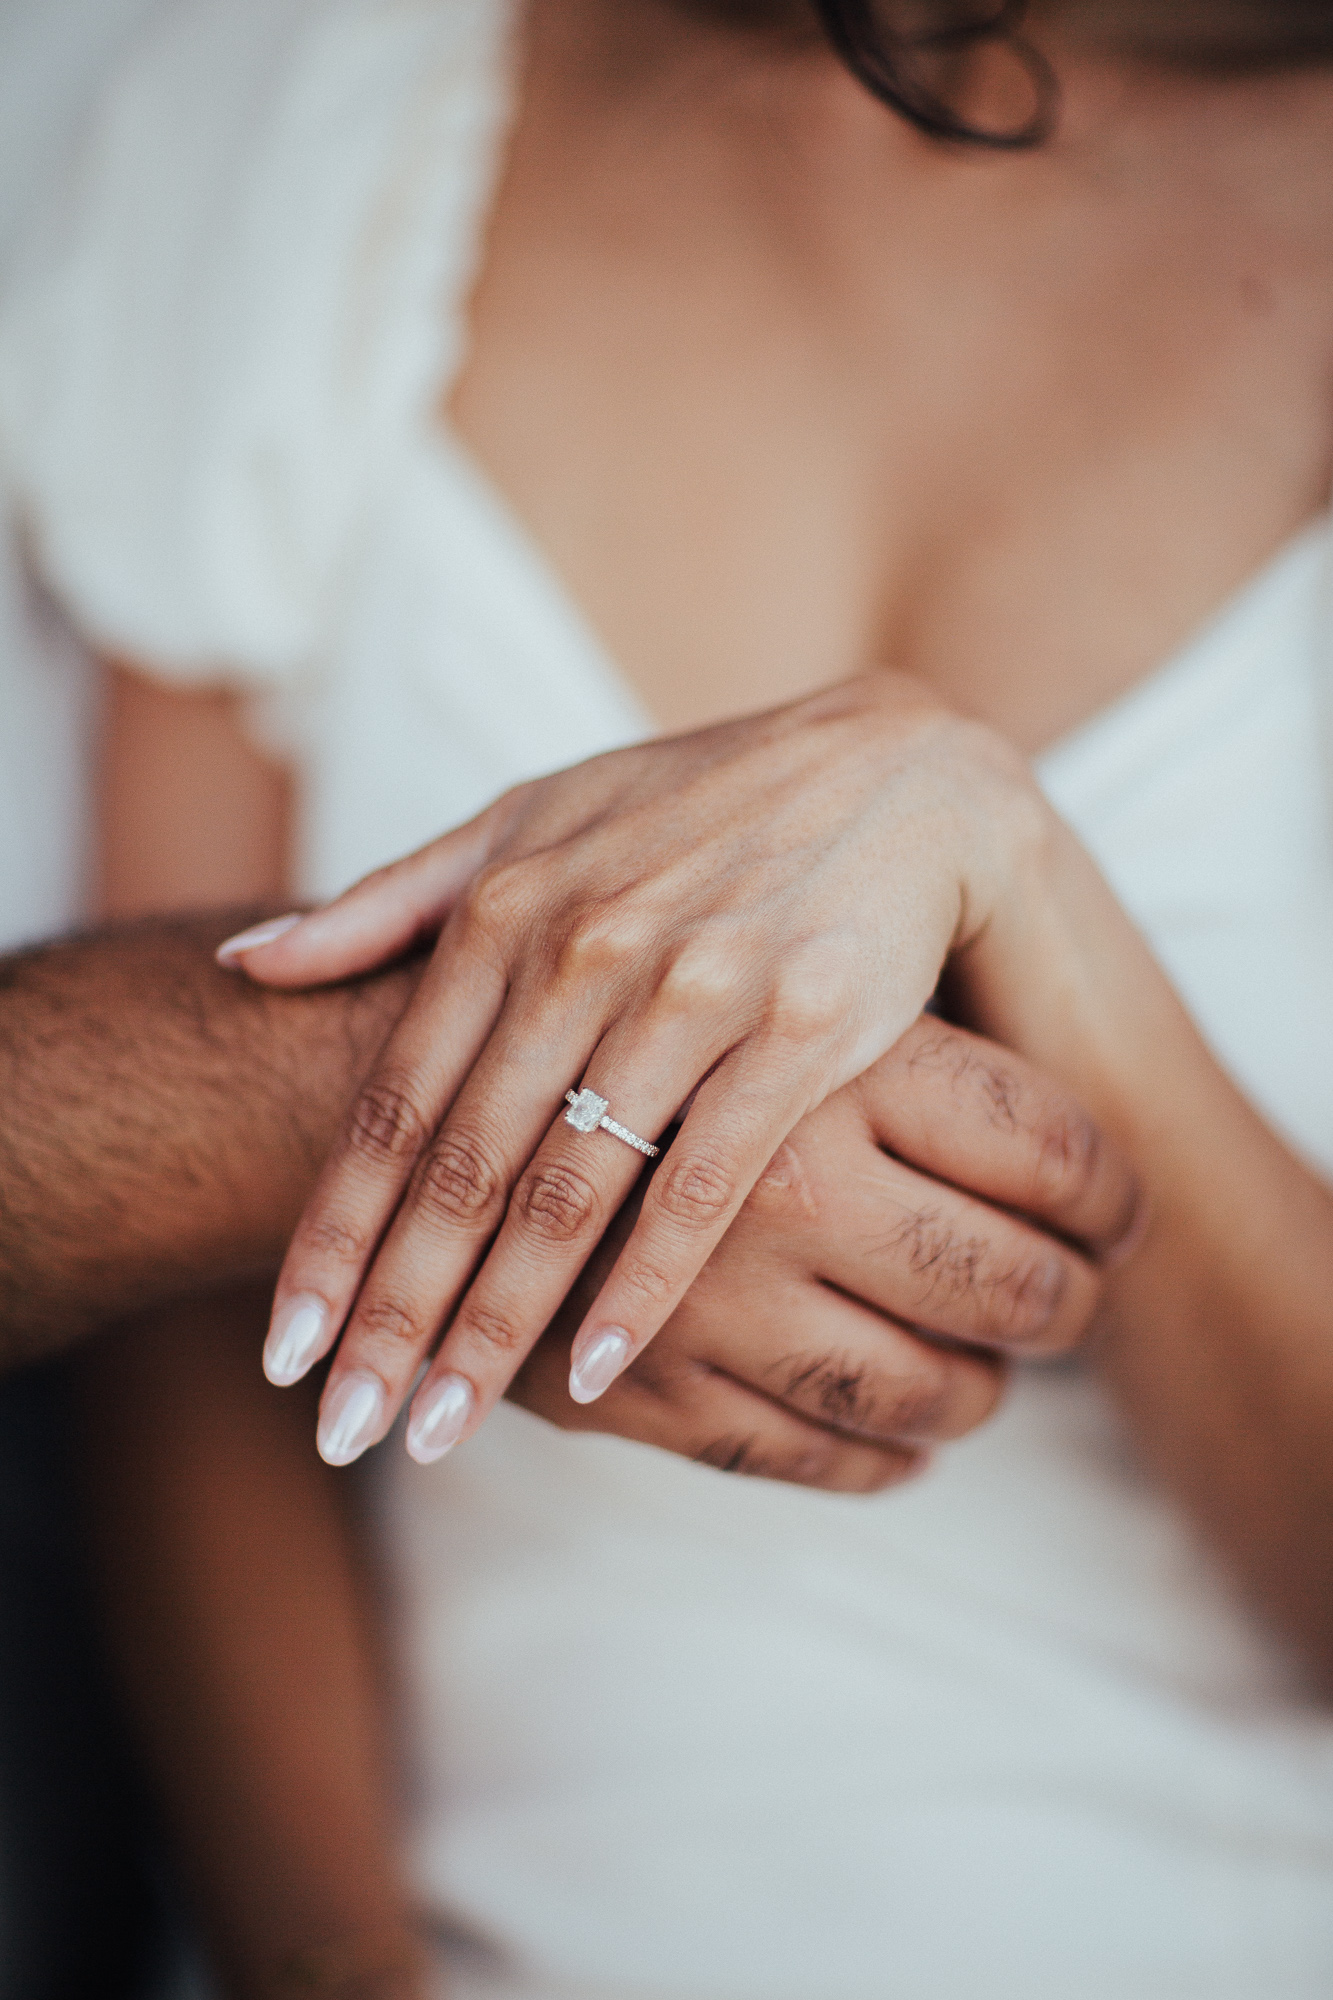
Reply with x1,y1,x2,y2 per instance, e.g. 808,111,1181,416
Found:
3,5,1333,1995
0,0,164,954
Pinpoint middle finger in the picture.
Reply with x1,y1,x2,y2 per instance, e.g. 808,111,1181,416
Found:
748,1095,1102,1357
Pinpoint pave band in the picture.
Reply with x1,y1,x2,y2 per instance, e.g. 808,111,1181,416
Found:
565,1088,660,1159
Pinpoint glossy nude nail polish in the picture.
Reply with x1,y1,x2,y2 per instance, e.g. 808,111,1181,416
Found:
568,1328,630,1405
406,1374,474,1464
215,913,302,965
264,1294,328,1386
317,1373,385,1467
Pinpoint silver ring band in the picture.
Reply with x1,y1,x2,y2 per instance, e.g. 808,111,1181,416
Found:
565,1088,660,1159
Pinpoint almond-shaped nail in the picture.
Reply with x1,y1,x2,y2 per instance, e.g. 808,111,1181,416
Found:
406,1373,474,1464
317,1372,385,1467
264,1294,329,1387
568,1328,631,1405
215,913,302,966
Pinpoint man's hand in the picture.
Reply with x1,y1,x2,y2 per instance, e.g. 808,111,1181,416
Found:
0,918,1133,1498
513,1016,1140,1491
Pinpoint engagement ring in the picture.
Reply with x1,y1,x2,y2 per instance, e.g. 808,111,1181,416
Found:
565,1088,660,1159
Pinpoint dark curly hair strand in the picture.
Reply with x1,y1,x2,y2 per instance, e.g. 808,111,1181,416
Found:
807,0,1333,148
813,1,1057,148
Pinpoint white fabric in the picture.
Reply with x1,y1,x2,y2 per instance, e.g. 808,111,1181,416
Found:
0,0,165,953
2,5,1332,1994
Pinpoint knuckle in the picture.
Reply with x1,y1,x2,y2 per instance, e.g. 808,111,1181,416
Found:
888,1201,1067,1343
347,1077,431,1167
969,1052,1025,1132
1031,1104,1105,1212
516,1161,601,1245
657,944,738,1016
778,1351,879,1432
301,1211,371,1268
462,860,527,944
764,955,854,1046
749,1140,822,1224
618,1250,679,1310
778,1348,950,1442
986,1250,1070,1344
459,1302,527,1363
555,907,640,985
653,1148,738,1232
356,1294,428,1357
415,1129,506,1230
889,1201,969,1293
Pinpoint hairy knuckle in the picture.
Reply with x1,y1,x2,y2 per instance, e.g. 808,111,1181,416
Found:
654,1148,737,1231
779,1350,877,1431
415,1130,506,1229
888,1203,967,1292
347,1078,431,1166
516,1162,600,1244
778,1348,948,1442
887,1203,1064,1342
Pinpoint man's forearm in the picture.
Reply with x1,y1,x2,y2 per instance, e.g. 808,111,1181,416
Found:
0,914,419,1370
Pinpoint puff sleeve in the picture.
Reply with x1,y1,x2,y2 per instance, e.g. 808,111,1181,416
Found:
0,0,513,688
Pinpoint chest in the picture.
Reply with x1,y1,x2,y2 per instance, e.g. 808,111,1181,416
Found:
449,11,1333,749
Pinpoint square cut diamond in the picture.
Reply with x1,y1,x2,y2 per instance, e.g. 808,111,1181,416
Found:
566,1088,608,1134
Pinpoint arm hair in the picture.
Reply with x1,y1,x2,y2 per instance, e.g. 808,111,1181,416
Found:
0,913,418,1369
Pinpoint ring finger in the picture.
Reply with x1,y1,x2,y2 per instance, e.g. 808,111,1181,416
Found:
319,1005,734,1465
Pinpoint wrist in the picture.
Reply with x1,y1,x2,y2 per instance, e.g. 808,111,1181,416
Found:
950,805,1197,1152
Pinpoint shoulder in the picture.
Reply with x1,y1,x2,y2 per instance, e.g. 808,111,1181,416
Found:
0,0,514,680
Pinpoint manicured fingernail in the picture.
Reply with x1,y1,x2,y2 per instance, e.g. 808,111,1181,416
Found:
317,1372,385,1466
263,1294,329,1386
568,1328,631,1405
406,1373,474,1464
215,913,302,966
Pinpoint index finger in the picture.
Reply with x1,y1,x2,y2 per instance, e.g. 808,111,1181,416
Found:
858,1018,1142,1260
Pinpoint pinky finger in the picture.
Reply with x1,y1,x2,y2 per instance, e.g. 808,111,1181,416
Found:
511,1336,923,1495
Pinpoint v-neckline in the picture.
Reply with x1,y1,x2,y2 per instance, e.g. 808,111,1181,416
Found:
425,0,1332,770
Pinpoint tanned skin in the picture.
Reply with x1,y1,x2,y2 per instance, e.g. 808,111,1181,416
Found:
0,913,418,1370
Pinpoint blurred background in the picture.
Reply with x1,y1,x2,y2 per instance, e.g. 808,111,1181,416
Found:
0,5,203,1991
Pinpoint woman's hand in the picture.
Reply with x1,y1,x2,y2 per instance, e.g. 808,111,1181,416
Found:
511,1017,1140,1490
222,672,1051,1464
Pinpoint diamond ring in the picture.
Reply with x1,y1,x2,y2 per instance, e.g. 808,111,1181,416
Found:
565,1088,660,1160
